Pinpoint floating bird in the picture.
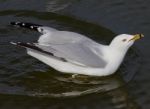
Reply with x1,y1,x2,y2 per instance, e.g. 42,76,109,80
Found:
10,22,143,76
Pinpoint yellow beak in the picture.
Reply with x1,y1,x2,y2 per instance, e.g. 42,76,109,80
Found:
129,34,144,42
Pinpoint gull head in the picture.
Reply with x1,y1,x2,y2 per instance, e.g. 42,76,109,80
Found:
110,34,144,52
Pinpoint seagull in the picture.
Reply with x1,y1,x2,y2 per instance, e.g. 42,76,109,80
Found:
10,22,143,76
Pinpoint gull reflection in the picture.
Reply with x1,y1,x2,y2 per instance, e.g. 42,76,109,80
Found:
39,72,140,109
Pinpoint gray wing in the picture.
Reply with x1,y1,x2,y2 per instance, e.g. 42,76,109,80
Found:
10,22,107,67
35,41,107,68
38,30,89,45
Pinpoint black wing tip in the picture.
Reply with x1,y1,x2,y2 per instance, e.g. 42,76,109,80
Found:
10,21,22,26
10,41,31,47
10,21,15,25
10,21,43,31
10,41,22,46
10,41,16,45
10,21,42,26
10,41,68,62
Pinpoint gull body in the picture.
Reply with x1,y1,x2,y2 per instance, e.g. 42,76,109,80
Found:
10,22,143,76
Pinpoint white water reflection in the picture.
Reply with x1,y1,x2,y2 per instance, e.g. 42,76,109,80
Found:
25,72,125,97
0,71,141,109
46,0,76,12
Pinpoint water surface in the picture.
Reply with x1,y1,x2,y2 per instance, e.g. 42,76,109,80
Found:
0,0,149,109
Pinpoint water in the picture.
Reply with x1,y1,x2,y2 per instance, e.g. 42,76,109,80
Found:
0,0,149,109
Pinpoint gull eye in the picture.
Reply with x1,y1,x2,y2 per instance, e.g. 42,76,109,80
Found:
122,39,127,42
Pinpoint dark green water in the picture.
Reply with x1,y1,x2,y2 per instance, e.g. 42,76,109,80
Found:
0,0,149,109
